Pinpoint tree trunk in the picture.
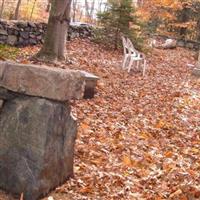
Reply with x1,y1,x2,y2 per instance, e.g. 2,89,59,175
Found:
72,0,77,22
196,18,200,41
36,0,72,62
97,0,103,13
0,0,5,19
179,7,189,39
85,0,95,23
30,0,37,20
13,0,22,20
196,51,200,68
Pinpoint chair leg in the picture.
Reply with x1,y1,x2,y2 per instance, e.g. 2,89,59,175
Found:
122,55,129,69
142,59,147,76
136,61,140,71
127,59,134,73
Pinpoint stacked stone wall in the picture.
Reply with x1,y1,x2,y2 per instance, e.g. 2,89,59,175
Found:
0,20,93,47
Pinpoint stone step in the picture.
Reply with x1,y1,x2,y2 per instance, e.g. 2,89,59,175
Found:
0,61,85,102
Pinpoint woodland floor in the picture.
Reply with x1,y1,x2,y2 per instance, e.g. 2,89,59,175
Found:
0,39,200,200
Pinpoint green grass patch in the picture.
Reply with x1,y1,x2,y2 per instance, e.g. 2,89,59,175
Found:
0,44,20,60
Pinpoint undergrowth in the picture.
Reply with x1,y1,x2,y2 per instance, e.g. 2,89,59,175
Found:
0,44,20,60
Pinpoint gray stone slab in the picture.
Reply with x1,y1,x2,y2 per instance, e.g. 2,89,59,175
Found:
0,62,85,101
80,70,99,80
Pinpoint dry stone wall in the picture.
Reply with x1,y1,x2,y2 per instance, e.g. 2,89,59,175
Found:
0,20,93,47
155,35,200,50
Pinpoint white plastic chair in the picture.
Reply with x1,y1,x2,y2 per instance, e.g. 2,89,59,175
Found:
122,37,147,76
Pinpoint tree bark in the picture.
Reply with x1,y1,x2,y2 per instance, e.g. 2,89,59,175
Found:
179,6,190,39
13,0,22,20
0,0,5,19
36,0,72,62
196,18,200,41
72,0,77,22
85,0,95,23
196,51,200,68
30,0,37,20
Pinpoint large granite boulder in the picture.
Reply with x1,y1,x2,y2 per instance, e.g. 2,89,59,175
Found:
0,91,77,199
0,62,87,200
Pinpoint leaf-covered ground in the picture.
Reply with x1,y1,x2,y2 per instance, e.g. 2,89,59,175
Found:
0,39,200,200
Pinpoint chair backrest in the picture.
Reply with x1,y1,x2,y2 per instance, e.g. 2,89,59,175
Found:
126,38,136,51
126,38,138,56
122,36,140,57
121,36,128,55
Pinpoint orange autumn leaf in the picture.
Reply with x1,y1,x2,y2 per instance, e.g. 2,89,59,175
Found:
80,123,90,130
122,156,132,167
139,132,151,139
164,151,173,158
155,120,165,129
79,186,93,194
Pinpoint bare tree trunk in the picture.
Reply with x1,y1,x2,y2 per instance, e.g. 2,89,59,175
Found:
197,18,200,41
0,0,5,19
30,0,37,20
97,0,103,13
36,0,72,62
46,0,51,12
79,10,83,21
13,0,22,20
196,51,200,68
89,0,95,21
72,0,77,22
85,0,95,22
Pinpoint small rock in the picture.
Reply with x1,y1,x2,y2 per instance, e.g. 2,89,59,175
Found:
0,29,8,35
28,22,36,28
177,40,185,47
186,42,194,49
7,35,17,45
17,21,28,28
162,39,177,49
0,35,7,41
36,35,42,40
29,38,37,45
29,33,36,38
0,40,6,44
18,36,23,42
20,31,29,39
192,68,200,77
